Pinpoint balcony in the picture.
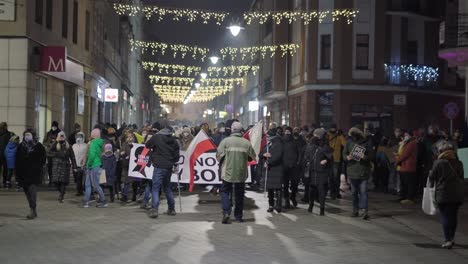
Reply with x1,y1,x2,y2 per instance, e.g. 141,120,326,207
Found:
439,14,468,66
384,63,439,88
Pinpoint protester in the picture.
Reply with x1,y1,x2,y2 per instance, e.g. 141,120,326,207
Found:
429,141,464,249
49,131,77,203
102,143,117,203
212,122,226,146
72,132,87,196
327,124,347,199
16,129,46,219
145,126,180,219
282,127,300,208
82,128,108,208
375,137,391,193
68,123,81,145
343,125,374,220
180,127,194,150
3,134,19,190
260,126,285,213
140,133,154,209
396,131,418,205
44,121,61,186
120,131,139,203
301,133,315,204
0,122,12,189
304,128,332,215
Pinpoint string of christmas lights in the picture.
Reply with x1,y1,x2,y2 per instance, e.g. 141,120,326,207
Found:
130,39,209,61
220,44,299,60
113,3,358,25
384,64,439,82
207,65,259,77
154,84,235,103
200,77,244,86
149,76,195,86
142,62,202,76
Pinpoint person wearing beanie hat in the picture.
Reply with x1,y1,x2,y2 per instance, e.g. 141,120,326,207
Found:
49,131,77,203
217,121,256,223
72,132,88,196
313,128,327,139
343,125,374,220
68,123,82,145
101,143,117,203
260,127,285,213
83,127,107,208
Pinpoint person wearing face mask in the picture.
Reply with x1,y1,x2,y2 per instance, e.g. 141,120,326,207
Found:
44,121,61,187
16,129,46,219
281,127,301,209
48,131,77,203
68,123,81,145
327,124,347,200
72,132,88,196
120,131,138,203
396,131,418,205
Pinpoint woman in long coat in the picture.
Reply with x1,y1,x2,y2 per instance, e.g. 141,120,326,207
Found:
16,129,46,219
49,131,77,203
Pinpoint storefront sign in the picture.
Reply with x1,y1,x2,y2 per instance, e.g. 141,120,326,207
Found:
77,89,85,115
104,88,119,102
0,0,15,21
40,47,66,72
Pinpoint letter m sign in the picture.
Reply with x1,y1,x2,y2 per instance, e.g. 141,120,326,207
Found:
40,46,66,72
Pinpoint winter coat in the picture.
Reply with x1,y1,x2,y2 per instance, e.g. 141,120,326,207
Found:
43,129,61,150
0,129,11,160
4,141,18,169
16,141,46,185
328,133,346,163
72,143,88,168
429,150,464,205
303,138,333,186
259,136,284,189
86,138,103,169
396,138,418,173
217,133,257,183
343,138,375,180
120,142,132,182
145,133,180,169
49,141,77,184
102,153,117,186
282,135,300,169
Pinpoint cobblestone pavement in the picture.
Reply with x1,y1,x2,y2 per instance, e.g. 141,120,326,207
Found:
0,186,467,264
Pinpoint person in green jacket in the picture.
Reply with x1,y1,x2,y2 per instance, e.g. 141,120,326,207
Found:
343,125,374,220
217,121,256,224
82,128,108,208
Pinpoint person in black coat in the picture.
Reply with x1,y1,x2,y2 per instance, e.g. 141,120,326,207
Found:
303,128,332,216
16,129,46,219
49,131,77,203
260,127,284,213
282,127,301,208
429,140,465,249
0,122,12,188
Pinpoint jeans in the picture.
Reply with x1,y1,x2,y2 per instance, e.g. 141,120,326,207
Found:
439,203,461,242
83,167,106,204
350,179,368,210
143,181,152,206
400,172,417,200
329,162,342,198
221,181,245,220
151,168,175,210
23,184,37,209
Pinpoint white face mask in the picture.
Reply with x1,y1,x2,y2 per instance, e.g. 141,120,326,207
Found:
76,138,84,144
404,135,411,142
52,126,57,131
24,134,33,142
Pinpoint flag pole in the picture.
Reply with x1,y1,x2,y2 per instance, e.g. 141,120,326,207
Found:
174,165,182,212
263,141,269,198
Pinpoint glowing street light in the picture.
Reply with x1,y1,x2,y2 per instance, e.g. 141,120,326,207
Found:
194,82,201,89
200,72,208,79
209,56,219,65
227,25,244,37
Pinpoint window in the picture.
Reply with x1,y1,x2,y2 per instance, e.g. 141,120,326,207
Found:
46,0,53,30
85,11,90,50
407,41,418,64
72,1,78,44
62,0,68,38
35,0,43,24
317,92,334,127
356,34,369,69
320,35,331,69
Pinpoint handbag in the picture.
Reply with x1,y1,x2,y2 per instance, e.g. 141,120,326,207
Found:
422,177,437,215
99,169,107,184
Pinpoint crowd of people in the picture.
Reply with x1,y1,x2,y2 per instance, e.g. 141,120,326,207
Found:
0,120,465,249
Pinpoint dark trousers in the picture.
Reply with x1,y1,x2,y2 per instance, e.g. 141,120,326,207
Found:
75,168,84,194
439,203,461,242
0,158,8,186
374,166,389,192
283,167,299,202
105,186,115,202
268,189,283,209
56,182,66,198
23,184,37,210
221,181,245,220
329,162,342,198
400,172,417,200
309,184,326,209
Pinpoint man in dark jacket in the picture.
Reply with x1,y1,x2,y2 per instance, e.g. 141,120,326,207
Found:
68,123,81,145
282,127,301,208
145,127,180,219
0,122,12,188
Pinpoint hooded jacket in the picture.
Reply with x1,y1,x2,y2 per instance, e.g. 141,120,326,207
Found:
4,141,18,169
429,150,464,204
343,127,375,180
146,132,180,169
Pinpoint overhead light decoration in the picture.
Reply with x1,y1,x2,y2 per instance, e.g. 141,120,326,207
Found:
130,39,209,61
113,3,359,25
142,62,201,76
154,84,236,103
200,77,244,86
384,64,439,82
194,82,201,88
220,44,299,60
149,75,195,86
143,62,259,77
227,25,244,37
209,56,220,65
200,72,208,79
207,65,260,77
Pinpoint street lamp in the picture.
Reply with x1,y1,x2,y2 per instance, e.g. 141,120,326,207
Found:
227,25,244,37
200,72,208,79
195,82,201,89
209,56,219,65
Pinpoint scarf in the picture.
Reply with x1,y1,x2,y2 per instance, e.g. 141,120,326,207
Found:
438,150,456,160
23,141,37,155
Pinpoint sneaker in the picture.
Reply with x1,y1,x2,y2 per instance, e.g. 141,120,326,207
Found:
275,208,282,213
362,212,370,220
320,208,325,216
442,241,454,249
26,209,37,220
166,209,176,216
96,203,108,208
291,198,298,208
267,206,274,213
82,203,90,208
148,209,159,219
140,204,148,210
351,211,359,217
235,218,244,223
307,205,313,213
222,215,230,224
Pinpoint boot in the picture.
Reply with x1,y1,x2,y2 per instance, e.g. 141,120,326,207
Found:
275,190,283,213
26,208,37,219
362,209,370,220
351,208,359,217
308,203,314,213
109,187,115,203
320,207,325,216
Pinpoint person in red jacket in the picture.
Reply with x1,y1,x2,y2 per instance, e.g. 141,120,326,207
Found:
396,131,418,204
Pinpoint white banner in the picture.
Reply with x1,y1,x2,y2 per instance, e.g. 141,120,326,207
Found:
128,144,251,184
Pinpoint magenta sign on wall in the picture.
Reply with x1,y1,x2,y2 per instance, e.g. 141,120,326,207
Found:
40,46,66,72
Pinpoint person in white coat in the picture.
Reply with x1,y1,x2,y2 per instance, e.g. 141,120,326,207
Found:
72,132,88,196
